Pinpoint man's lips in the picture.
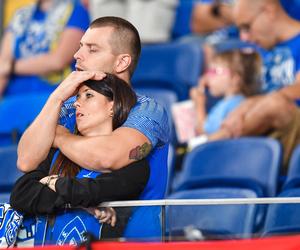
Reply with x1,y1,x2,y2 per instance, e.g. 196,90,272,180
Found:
75,65,84,71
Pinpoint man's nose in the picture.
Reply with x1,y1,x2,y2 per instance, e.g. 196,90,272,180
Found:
74,48,82,60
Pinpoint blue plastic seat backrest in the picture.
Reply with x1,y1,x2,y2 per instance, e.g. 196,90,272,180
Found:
263,188,300,236
167,187,258,239
175,137,282,197
132,40,203,100
0,93,50,145
0,193,10,203
282,144,300,190
0,145,22,192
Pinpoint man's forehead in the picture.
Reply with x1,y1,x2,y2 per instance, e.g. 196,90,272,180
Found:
84,26,114,38
234,1,257,24
81,27,114,44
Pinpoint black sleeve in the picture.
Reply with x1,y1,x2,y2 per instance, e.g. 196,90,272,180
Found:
55,159,150,207
10,149,65,215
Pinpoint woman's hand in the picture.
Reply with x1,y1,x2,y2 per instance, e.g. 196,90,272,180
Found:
84,207,117,227
39,175,59,192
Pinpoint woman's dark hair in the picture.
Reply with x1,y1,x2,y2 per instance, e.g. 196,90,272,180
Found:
213,49,262,96
50,73,137,177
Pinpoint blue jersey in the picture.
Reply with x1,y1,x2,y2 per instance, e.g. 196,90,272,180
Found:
5,1,90,96
259,33,300,93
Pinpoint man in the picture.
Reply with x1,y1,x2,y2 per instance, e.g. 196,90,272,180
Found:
17,17,169,238
215,0,300,173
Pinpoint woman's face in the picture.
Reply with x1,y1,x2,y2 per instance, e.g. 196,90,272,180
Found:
74,85,114,136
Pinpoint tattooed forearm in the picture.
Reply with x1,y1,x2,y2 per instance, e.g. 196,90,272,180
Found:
129,143,152,160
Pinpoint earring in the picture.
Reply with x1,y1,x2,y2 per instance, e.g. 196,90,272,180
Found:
110,110,113,117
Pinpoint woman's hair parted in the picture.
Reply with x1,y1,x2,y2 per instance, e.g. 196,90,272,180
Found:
213,49,262,96
50,73,137,177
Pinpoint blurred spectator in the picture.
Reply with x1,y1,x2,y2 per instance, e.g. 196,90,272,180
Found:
218,0,300,173
3,0,35,28
88,0,178,43
191,0,238,44
0,0,90,97
190,49,261,139
280,0,300,21
174,0,241,79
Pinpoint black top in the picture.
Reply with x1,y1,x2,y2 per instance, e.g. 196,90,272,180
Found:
10,149,150,239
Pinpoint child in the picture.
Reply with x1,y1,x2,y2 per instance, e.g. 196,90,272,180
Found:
189,49,262,146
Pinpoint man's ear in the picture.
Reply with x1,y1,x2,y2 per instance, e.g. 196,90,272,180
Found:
114,54,131,73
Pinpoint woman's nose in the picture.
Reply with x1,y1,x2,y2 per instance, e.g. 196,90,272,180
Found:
73,100,80,108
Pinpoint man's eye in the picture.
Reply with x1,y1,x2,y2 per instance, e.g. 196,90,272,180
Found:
89,48,97,53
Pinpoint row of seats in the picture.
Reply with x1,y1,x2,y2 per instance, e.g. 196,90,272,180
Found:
174,138,300,196
165,138,300,239
1,135,300,202
166,187,300,239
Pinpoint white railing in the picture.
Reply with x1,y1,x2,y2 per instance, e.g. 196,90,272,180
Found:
99,197,300,207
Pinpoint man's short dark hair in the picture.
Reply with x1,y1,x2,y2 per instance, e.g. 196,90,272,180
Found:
90,16,141,77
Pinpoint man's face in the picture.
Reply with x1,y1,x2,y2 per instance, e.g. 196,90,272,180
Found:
234,0,275,49
74,26,118,73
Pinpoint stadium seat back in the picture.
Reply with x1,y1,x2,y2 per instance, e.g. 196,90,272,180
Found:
167,187,258,239
175,137,282,197
132,40,203,100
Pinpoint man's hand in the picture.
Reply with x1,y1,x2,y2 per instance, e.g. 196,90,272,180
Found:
51,71,106,103
53,125,71,148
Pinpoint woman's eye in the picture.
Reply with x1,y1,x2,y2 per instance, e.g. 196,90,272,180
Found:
86,92,93,98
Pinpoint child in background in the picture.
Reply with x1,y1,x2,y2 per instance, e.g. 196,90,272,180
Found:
189,49,262,146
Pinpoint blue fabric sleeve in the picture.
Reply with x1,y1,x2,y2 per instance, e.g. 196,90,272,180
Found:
122,95,170,147
204,95,245,134
66,2,90,31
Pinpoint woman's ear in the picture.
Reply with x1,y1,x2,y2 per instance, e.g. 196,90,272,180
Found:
115,54,131,73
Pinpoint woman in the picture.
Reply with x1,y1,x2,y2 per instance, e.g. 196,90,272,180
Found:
0,0,89,97
9,74,150,246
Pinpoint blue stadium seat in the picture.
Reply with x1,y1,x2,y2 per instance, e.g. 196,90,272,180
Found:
0,93,50,146
175,137,282,197
0,193,10,203
132,40,203,100
263,188,300,236
0,145,22,192
167,187,258,239
282,144,300,190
